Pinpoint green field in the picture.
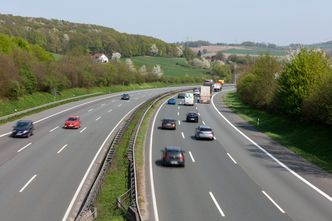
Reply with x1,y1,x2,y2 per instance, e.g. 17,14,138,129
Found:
224,48,288,56
130,56,209,77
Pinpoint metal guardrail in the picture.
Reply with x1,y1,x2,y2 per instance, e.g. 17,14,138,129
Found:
0,92,102,122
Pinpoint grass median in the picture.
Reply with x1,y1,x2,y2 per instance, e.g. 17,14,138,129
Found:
223,92,332,173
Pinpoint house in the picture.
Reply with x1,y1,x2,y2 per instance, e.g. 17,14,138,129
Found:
92,53,109,63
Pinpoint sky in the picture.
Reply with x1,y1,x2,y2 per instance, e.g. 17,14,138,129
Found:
1,0,332,45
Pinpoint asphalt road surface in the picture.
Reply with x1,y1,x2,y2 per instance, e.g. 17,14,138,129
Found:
147,85,332,221
0,87,189,221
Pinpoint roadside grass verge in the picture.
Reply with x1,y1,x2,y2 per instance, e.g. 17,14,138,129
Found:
223,92,332,173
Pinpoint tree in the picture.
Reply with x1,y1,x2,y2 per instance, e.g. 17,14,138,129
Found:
149,44,159,56
182,47,195,61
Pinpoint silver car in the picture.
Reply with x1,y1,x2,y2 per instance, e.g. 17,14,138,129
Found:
195,125,214,140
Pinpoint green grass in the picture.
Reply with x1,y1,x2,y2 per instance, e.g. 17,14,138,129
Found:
223,92,332,173
130,56,209,77
224,48,288,56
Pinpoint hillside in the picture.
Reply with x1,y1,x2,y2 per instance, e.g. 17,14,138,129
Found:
0,14,178,57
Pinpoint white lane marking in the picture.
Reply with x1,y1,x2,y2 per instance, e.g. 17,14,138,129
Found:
211,92,332,203
177,112,179,116
189,151,195,162
117,104,122,107
178,106,180,110
17,143,32,153
62,101,144,221
181,132,185,139
0,132,11,138
49,126,59,132
19,174,37,193
150,100,170,221
80,127,87,133
202,120,206,125
209,192,226,217
262,191,286,213
213,136,216,140
96,117,101,121
227,153,237,164
198,112,201,116
88,108,94,112
196,106,198,110
108,109,112,113
57,144,68,154
178,120,181,125
179,102,182,104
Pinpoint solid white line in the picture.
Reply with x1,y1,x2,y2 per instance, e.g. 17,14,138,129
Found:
227,153,237,164
211,92,332,203
189,151,195,162
79,127,87,133
202,120,206,125
49,126,59,132
262,191,285,213
62,102,144,221
209,192,226,217
181,132,185,139
178,120,181,125
177,112,179,116
19,174,37,193
108,109,112,113
17,143,32,153
96,117,101,121
88,108,93,112
57,144,68,154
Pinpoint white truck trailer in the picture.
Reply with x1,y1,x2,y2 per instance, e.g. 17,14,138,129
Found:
200,86,211,104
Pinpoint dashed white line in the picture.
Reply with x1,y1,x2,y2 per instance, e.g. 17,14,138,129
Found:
196,106,198,110
189,151,195,162
178,106,180,110
227,153,237,164
57,144,68,154
88,108,94,112
178,120,181,125
80,127,87,133
209,192,226,217
177,112,180,116
19,174,37,193
198,112,201,116
181,132,185,139
202,121,206,125
49,126,59,132
213,136,216,140
262,191,285,213
17,143,32,153
96,117,101,121
117,104,122,107
108,109,112,113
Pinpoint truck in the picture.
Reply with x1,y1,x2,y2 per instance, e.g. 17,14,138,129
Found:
184,92,194,106
200,86,211,104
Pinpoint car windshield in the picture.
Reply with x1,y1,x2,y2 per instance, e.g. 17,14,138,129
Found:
166,149,181,155
16,121,29,128
163,119,175,123
188,113,197,116
67,117,77,121
200,127,212,131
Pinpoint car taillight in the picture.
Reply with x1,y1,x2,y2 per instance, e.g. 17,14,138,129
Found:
179,154,184,161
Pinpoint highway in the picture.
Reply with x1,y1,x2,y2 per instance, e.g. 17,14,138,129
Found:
0,87,186,221
148,85,332,221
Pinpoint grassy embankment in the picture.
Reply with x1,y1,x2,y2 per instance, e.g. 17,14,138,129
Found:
224,92,332,173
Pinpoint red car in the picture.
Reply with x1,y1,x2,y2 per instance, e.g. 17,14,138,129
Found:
64,116,81,129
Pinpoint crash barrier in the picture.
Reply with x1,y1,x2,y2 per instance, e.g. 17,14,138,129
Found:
75,88,193,221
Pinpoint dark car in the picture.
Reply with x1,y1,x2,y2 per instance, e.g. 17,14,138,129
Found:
195,125,214,140
161,119,176,130
161,146,185,167
177,93,185,99
167,98,176,105
12,120,34,138
186,112,199,122
121,93,130,100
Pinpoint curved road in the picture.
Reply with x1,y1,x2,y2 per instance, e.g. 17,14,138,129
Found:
148,85,332,221
0,87,188,221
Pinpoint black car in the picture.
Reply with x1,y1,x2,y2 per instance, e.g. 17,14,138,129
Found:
195,125,214,140
161,146,185,167
161,119,176,130
12,120,34,138
186,112,199,122
121,93,130,100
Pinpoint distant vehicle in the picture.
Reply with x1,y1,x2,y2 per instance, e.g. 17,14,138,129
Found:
12,120,34,138
218,79,224,85
167,98,176,105
200,86,211,104
193,88,200,96
186,112,199,122
177,93,186,99
184,92,194,106
64,116,81,129
203,79,214,86
121,93,130,100
213,83,222,92
161,119,176,130
161,146,185,167
195,125,214,140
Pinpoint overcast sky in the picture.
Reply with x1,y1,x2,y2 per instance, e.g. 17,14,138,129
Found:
1,0,331,45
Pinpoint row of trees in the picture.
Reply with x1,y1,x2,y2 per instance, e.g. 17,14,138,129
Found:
237,49,332,125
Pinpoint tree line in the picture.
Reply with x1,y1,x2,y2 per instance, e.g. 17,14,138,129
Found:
236,49,332,125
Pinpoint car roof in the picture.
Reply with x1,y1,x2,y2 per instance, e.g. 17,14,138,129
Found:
68,116,79,118
165,146,182,151
17,120,32,123
187,112,198,115
162,118,176,121
198,125,211,129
